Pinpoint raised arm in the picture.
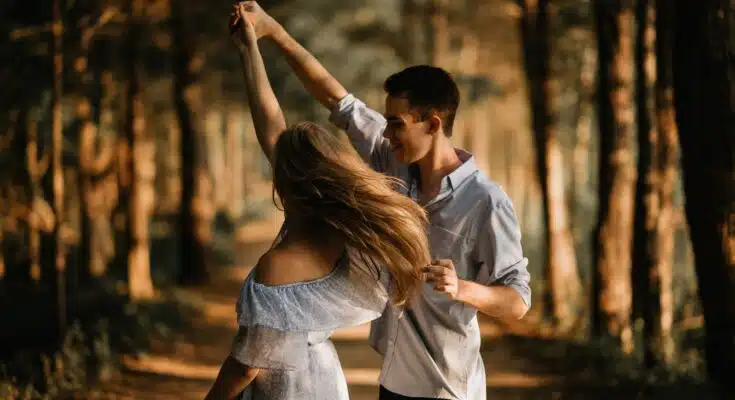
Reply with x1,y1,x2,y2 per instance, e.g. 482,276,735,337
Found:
236,1,347,110
231,3,286,165
238,2,396,174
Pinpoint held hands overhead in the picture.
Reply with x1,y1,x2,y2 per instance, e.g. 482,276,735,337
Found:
229,1,280,51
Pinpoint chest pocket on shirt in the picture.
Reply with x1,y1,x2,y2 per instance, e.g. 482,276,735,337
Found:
428,223,468,276
424,223,468,309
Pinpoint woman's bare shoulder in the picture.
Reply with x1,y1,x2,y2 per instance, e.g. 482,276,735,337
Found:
254,248,331,286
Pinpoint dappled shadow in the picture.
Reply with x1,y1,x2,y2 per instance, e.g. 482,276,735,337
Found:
481,335,720,399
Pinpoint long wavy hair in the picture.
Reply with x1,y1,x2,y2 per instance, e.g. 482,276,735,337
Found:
271,122,430,306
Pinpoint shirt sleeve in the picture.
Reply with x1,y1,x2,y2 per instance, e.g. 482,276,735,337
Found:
329,94,394,173
229,325,308,370
474,199,532,307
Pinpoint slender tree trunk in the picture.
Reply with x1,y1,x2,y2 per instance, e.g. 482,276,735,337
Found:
75,19,96,283
172,0,209,284
521,0,582,329
124,0,154,300
428,0,448,66
633,0,677,368
592,0,636,353
401,0,426,64
51,0,67,339
25,112,43,283
672,0,735,388
0,184,4,280
571,47,596,218
205,108,226,209
227,104,244,220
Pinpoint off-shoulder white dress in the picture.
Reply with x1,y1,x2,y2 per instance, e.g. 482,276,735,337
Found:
231,246,389,400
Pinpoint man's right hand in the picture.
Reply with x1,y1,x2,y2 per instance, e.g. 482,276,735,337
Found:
234,1,281,40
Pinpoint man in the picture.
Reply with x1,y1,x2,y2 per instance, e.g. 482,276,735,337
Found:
235,2,532,399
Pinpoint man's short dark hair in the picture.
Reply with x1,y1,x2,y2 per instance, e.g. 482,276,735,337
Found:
383,65,460,136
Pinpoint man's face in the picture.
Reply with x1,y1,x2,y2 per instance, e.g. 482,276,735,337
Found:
383,96,436,164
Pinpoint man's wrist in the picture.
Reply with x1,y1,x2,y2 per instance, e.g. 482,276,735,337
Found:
456,279,470,303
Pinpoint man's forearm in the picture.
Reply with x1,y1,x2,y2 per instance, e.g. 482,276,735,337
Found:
456,279,529,322
268,25,348,110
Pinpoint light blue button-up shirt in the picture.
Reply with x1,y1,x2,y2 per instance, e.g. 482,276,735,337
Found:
330,94,532,400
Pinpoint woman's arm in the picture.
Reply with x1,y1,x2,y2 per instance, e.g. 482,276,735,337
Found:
231,3,286,165
204,356,260,400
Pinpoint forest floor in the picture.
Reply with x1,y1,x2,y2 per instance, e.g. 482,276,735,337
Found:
79,214,720,400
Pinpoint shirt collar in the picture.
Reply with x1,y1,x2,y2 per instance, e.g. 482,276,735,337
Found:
410,149,478,206
445,149,478,192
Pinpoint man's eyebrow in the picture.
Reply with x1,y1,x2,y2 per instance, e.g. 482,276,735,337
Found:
385,115,402,122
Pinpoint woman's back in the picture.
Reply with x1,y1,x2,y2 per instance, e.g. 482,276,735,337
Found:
253,233,346,287
233,230,390,400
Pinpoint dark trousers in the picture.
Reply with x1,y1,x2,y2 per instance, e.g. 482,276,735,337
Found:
378,385,449,400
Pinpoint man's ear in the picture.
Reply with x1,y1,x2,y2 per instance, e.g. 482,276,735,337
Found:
427,114,442,135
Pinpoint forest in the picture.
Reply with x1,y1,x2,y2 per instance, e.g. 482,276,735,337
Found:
0,0,733,399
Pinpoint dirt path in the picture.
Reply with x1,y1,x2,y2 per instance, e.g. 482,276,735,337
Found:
86,216,713,400
88,215,559,400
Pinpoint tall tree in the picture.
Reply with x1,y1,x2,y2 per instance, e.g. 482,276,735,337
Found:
124,0,155,300
592,0,636,353
51,0,68,339
172,0,209,284
428,0,449,66
633,0,677,368
25,110,46,283
671,0,735,387
521,0,582,330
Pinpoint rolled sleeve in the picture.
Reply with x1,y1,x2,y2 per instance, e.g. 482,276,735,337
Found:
474,199,532,307
329,94,393,173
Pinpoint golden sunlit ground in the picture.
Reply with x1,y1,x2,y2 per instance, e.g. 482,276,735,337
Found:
82,214,715,400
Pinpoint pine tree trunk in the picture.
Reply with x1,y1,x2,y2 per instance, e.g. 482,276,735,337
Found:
401,0,426,64
592,0,636,353
671,0,735,387
25,112,43,283
124,0,154,300
91,70,119,277
227,104,245,221
172,0,209,284
571,47,596,218
75,19,96,283
633,0,676,368
428,0,448,66
0,184,4,279
521,0,582,329
51,0,67,339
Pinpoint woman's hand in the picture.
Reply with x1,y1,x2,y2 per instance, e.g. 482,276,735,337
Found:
230,2,258,53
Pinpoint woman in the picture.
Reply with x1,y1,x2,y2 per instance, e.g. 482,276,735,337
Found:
203,4,430,399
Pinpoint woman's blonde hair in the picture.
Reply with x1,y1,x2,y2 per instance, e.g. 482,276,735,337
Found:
272,122,430,306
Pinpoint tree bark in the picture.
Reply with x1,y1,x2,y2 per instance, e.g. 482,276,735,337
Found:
520,0,582,330
227,104,245,220
671,0,735,387
633,0,676,368
592,0,636,353
172,0,209,284
428,0,449,66
25,112,44,283
124,0,155,300
401,0,427,64
51,0,68,339
571,47,596,219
